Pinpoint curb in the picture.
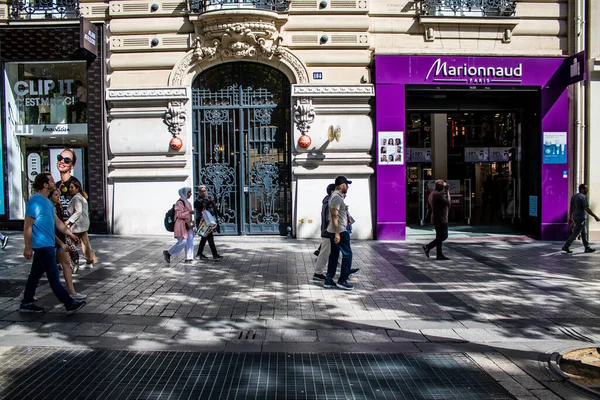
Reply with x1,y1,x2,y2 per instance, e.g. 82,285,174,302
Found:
548,346,600,398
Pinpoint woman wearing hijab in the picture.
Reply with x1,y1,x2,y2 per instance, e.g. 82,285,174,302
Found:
66,177,97,266
163,187,195,263
194,185,223,260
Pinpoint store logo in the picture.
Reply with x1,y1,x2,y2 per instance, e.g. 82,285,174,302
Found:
42,125,70,133
425,58,523,84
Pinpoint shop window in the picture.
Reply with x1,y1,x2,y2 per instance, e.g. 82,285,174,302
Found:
4,61,88,135
3,61,88,219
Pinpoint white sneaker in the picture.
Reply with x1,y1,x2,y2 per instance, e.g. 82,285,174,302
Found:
1,236,8,249
70,293,87,300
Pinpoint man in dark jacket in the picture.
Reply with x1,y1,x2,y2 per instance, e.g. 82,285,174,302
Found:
422,179,451,260
313,184,336,280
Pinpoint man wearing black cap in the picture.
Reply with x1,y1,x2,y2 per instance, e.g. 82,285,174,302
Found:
325,176,356,290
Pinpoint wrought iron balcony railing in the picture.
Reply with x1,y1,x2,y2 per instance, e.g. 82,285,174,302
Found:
9,0,80,19
188,0,289,14
419,0,516,17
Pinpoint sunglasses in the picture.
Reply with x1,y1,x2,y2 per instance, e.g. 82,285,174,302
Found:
57,155,72,164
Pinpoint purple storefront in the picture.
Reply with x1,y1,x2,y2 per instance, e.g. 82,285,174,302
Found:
375,55,571,241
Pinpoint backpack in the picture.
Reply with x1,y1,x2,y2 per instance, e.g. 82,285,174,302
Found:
164,199,183,232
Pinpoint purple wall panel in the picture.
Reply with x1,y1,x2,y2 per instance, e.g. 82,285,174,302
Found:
375,85,407,239
541,89,569,240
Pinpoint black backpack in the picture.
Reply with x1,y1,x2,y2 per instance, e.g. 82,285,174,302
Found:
164,199,182,232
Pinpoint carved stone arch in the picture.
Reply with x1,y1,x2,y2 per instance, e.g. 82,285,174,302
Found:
167,15,308,87
169,47,307,87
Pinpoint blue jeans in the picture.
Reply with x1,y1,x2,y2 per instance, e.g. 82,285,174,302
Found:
326,231,352,283
22,246,73,305
565,218,589,248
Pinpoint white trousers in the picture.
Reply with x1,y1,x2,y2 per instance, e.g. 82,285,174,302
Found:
169,229,195,260
315,237,331,274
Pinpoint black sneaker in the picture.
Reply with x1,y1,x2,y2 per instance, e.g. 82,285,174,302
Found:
312,273,326,281
323,279,337,289
436,255,450,261
163,250,171,263
562,245,572,254
19,303,45,313
195,254,209,260
337,280,354,291
65,300,86,315
1,236,8,249
422,245,430,259
348,268,360,277
213,255,224,260
585,247,596,253
184,259,194,263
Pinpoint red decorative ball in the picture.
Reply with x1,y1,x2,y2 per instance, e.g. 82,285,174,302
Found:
298,135,311,148
170,136,183,151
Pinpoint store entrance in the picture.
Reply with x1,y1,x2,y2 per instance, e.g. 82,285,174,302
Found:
405,88,541,236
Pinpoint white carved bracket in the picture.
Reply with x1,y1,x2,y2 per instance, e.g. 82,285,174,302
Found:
293,98,315,135
164,100,187,137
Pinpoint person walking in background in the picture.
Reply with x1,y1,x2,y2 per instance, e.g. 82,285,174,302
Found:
56,148,80,267
194,185,223,260
20,173,86,315
0,232,8,249
562,183,600,254
324,176,358,291
163,187,195,264
422,179,451,261
66,177,97,267
313,183,336,281
49,189,86,300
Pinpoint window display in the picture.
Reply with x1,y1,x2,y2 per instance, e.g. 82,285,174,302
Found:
4,61,87,135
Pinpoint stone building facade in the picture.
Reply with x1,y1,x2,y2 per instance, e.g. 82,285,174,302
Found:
0,0,579,240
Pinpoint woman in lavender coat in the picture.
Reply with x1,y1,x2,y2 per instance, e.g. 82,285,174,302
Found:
163,187,195,263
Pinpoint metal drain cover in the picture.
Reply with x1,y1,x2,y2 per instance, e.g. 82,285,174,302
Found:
0,348,515,399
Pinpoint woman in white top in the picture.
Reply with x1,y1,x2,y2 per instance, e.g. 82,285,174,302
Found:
67,177,97,266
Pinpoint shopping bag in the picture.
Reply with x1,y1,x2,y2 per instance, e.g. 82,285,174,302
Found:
197,211,217,237
202,210,217,226
196,218,216,237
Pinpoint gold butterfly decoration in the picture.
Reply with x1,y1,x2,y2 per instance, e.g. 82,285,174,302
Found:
328,125,341,142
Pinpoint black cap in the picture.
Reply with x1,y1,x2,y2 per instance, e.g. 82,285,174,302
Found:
334,176,352,186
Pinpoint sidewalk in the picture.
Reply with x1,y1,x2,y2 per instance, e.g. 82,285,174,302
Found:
0,233,598,399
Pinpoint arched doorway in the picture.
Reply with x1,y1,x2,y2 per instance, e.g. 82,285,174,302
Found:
192,62,291,235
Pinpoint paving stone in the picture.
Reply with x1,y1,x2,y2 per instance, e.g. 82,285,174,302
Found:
70,323,113,337
317,329,356,343
101,324,146,338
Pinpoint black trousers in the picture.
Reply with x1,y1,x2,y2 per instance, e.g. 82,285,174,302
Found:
426,223,448,257
197,232,218,257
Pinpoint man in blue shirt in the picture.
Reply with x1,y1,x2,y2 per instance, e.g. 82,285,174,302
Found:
562,183,600,254
21,172,87,314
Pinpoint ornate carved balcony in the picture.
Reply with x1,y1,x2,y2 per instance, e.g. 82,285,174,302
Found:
9,0,80,19
188,0,289,14
418,0,516,17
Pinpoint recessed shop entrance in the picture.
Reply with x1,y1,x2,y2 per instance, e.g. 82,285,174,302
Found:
404,87,541,236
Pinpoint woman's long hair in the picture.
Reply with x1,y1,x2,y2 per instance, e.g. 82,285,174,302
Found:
48,189,62,215
70,177,88,199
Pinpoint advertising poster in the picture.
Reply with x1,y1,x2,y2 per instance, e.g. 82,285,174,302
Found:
543,132,567,164
49,148,84,187
488,147,511,162
407,148,431,163
378,132,404,165
465,147,489,162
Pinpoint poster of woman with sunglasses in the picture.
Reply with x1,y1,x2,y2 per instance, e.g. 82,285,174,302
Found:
49,148,84,214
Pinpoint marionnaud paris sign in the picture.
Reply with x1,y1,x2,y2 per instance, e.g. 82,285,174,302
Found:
424,58,523,85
